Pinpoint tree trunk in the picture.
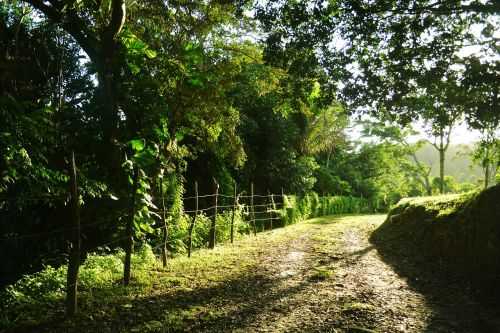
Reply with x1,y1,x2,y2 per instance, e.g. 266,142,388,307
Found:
25,0,126,185
98,73,122,181
425,176,432,196
439,149,445,194
439,135,445,194
484,158,490,189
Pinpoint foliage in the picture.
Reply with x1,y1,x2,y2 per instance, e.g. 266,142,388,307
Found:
431,176,458,194
1,244,154,312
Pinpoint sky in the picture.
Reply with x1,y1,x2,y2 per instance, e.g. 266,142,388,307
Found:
348,116,484,146
409,121,483,145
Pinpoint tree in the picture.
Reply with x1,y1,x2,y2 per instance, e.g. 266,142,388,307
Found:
255,0,498,126
461,56,499,188
419,69,464,194
23,0,157,185
473,130,500,188
361,120,433,196
432,175,458,194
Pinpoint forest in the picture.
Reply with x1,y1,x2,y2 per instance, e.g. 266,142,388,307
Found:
0,0,499,332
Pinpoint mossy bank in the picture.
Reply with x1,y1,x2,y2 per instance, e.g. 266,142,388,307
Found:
371,185,500,291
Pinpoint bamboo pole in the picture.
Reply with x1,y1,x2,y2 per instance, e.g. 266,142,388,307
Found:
268,190,273,230
159,177,168,267
251,182,256,236
209,178,218,249
230,182,237,243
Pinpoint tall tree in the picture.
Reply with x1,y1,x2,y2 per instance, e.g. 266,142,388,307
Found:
361,120,433,196
419,69,464,193
24,0,130,183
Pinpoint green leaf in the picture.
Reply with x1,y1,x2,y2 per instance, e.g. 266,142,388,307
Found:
188,78,203,87
139,223,154,234
175,132,184,142
143,49,157,59
132,149,155,166
131,139,145,151
128,62,141,74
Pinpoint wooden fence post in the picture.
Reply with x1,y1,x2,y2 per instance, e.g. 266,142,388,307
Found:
271,193,276,229
230,182,237,243
66,150,80,316
251,182,256,236
267,190,273,230
188,181,198,258
159,177,168,267
209,178,218,249
124,166,139,286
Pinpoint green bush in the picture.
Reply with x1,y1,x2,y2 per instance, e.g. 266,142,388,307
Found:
311,193,320,217
0,244,154,312
79,250,124,290
278,193,374,226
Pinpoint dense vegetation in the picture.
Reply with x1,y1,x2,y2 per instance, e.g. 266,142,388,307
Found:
0,0,498,324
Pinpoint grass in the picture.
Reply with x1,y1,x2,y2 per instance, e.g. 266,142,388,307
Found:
308,266,334,281
341,301,376,313
0,216,313,330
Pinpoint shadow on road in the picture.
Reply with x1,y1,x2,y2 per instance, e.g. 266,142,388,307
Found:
370,225,500,333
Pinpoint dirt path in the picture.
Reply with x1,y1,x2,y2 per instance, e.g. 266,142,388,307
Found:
200,214,500,333
211,214,434,333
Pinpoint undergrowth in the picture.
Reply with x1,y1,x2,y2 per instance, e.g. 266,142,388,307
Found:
1,214,351,330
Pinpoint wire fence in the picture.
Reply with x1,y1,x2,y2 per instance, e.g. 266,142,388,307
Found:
0,180,288,293
0,173,376,321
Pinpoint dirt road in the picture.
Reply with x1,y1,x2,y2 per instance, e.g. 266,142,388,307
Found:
195,214,500,332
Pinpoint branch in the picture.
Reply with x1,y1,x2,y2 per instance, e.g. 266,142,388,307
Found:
367,0,498,16
25,0,99,62
102,0,126,44
427,138,439,151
